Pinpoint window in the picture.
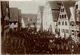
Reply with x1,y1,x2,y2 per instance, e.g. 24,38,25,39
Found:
66,29,68,33
64,15,66,18
62,9,64,12
59,29,60,32
72,33,74,35
62,15,64,18
72,30,74,32
58,22,61,25
63,9,64,12
61,9,62,12
60,15,66,18
70,21,74,26
60,15,61,18
62,29,64,32
61,9,64,12
61,4,63,6
65,22,67,25
77,31,79,33
62,21,64,25
76,5,78,9
30,19,32,21
33,23,36,26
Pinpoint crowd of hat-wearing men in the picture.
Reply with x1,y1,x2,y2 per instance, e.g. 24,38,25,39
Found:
2,28,80,54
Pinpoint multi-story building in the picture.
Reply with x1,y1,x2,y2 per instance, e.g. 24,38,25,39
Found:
75,0,80,36
1,1,10,54
42,1,54,33
69,6,79,40
37,6,44,32
22,14,37,29
9,8,22,30
42,1,61,34
57,1,75,38
1,1,10,38
75,0,80,22
49,1,61,34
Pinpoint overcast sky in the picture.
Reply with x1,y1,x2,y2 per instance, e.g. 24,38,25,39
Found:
9,0,78,14
9,1,46,14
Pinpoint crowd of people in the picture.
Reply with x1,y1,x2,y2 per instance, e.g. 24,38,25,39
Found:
2,28,80,54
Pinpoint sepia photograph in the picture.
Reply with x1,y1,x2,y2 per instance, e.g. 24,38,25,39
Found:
1,0,80,54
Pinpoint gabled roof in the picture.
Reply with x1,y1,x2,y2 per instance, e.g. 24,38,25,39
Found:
22,14,37,18
10,8,19,21
48,1,76,21
62,1,76,19
49,1,61,10
22,14,37,25
48,1,61,22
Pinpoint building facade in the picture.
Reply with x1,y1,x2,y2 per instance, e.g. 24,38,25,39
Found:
22,14,37,29
57,1,75,38
50,1,61,34
69,6,79,41
42,2,55,33
71,0,80,41
1,1,10,38
9,8,22,30
75,0,80,34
